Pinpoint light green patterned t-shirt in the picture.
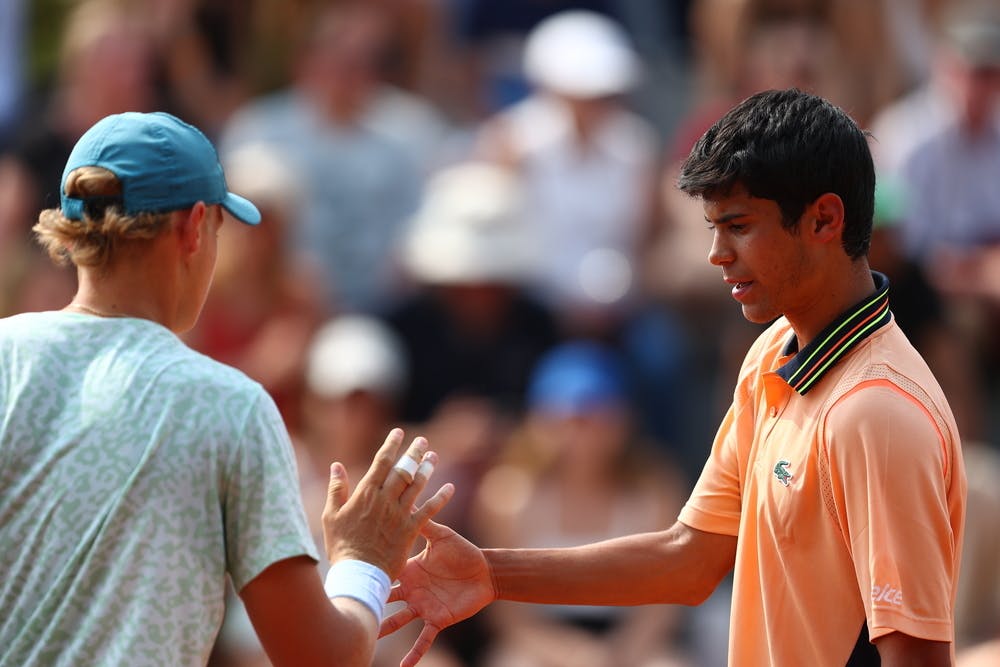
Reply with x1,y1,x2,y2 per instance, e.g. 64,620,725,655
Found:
0,311,319,666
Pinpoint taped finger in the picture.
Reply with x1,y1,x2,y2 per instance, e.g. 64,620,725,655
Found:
392,454,420,482
416,456,435,480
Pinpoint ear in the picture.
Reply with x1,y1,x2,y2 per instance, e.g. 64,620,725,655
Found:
808,193,845,244
175,201,208,258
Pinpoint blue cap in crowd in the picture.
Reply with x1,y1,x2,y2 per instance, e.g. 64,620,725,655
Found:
60,111,260,225
528,341,629,416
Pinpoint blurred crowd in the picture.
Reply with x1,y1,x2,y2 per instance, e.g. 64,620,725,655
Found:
2,0,1000,665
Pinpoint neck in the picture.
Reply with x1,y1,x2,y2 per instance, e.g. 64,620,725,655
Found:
788,259,875,349
67,241,184,330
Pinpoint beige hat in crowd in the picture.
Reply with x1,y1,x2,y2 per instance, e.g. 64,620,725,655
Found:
401,162,537,286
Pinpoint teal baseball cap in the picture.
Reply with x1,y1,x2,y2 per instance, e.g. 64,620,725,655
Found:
60,111,260,225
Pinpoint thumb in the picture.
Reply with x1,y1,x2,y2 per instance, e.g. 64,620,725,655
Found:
420,519,456,543
325,462,350,515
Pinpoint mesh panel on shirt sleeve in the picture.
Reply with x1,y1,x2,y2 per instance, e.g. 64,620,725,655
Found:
818,363,954,521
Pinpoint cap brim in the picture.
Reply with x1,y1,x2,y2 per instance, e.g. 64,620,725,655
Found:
221,192,261,225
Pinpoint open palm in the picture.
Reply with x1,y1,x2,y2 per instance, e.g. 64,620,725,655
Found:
380,521,496,667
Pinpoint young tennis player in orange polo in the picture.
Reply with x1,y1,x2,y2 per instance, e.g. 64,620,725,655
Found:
380,89,966,667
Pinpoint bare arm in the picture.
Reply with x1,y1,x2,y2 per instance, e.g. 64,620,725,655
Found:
241,556,380,667
383,520,736,666
486,521,736,607
875,631,953,667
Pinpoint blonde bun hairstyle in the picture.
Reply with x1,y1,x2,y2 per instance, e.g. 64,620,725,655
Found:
34,166,171,268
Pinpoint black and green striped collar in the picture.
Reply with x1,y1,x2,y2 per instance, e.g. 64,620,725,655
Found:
776,272,892,395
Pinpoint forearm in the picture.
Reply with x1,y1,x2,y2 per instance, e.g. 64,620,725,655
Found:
323,598,379,665
242,557,381,667
484,522,735,607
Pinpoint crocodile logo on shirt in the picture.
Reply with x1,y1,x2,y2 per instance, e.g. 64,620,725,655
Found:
773,460,793,487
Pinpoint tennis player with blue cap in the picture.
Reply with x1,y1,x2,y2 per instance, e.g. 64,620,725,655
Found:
0,111,453,666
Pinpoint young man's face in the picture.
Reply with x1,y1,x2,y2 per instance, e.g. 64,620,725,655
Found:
704,184,818,326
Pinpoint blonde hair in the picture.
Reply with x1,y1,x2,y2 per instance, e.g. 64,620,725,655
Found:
34,166,172,268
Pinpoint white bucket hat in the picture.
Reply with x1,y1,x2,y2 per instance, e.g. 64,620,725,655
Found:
402,162,536,285
305,316,408,399
523,10,640,99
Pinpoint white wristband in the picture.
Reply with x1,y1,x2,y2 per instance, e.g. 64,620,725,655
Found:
324,560,392,625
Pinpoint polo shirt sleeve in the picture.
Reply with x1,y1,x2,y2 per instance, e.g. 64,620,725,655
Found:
223,389,320,592
823,382,958,643
678,399,744,536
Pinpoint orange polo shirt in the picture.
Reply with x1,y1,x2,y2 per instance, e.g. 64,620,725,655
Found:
679,273,966,666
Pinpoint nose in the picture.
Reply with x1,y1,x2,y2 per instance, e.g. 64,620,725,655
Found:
708,229,732,266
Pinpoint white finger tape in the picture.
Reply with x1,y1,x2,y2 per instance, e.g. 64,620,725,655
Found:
393,455,420,480
416,459,435,479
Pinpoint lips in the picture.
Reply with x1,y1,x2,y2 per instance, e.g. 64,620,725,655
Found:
728,279,753,301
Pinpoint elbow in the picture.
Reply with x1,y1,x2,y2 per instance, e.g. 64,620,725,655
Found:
670,528,736,606
679,575,723,606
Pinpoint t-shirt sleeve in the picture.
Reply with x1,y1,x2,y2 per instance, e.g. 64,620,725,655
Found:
224,389,320,592
824,383,959,642
678,400,743,536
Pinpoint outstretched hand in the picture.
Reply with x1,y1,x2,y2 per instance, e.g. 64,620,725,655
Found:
323,428,454,580
380,521,496,667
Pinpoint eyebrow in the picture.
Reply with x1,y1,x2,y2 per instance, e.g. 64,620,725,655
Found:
704,212,750,225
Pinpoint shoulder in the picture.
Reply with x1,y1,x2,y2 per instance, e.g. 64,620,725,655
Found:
831,321,954,425
823,325,958,462
162,341,269,404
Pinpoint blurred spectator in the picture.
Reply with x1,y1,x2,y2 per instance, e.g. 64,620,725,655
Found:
296,315,460,667
387,160,560,426
473,341,692,667
0,0,25,149
866,175,986,441
142,0,256,137
451,0,622,117
220,3,449,313
869,2,1000,441
668,3,844,165
184,144,324,430
385,168,562,667
297,315,409,496
475,10,661,336
0,0,160,240
872,1,1000,261
687,0,900,127
470,10,691,458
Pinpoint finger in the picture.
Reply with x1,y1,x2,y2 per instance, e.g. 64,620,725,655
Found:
379,605,417,637
411,483,455,526
400,624,442,667
399,451,437,507
356,428,406,491
387,582,404,605
324,462,350,516
384,437,429,495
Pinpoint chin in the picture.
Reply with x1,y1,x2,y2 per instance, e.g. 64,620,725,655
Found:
741,305,780,325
